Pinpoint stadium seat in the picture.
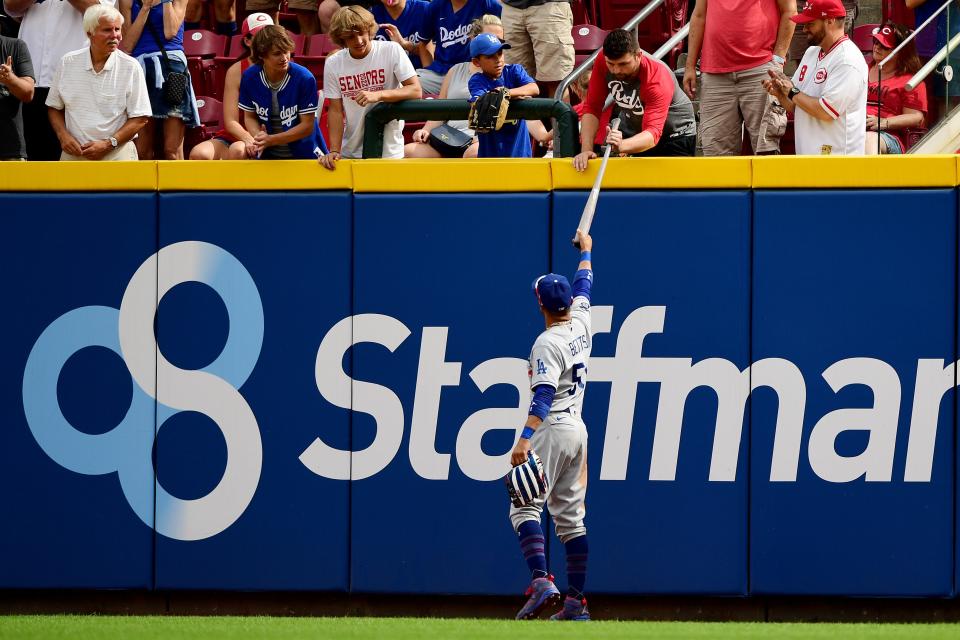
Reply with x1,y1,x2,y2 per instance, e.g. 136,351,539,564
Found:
287,30,307,57
184,96,223,157
306,33,339,57
572,0,594,24
852,23,879,55
572,23,609,55
184,29,228,58
298,34,340,83
184,30,228,97
594,0,687,67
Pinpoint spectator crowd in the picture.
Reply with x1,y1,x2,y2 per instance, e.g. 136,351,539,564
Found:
0,0,939,163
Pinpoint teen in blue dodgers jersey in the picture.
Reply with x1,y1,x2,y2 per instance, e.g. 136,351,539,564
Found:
467,33,539,158
510,230,594,622
372,0,431,69
238,26,328,159
417,0,501,94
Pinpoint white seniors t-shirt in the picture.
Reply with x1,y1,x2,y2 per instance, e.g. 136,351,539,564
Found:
323,40,416,159
792,36,868,156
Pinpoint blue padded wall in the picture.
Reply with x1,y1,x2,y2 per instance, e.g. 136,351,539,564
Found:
154,193,351,590
350,193,549,594
751,189,956,596
0,194,157,588
552,191,751,594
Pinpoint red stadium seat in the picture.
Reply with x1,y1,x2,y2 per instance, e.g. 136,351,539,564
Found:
572,0,594,25
184,30,228,97
298,34,340,83
287,30,307,57
183,29,228,58
184,95,223,156
225,34,247,60
594,0,687,67
852,23,880,55
572,24,608,55
306,33,339,56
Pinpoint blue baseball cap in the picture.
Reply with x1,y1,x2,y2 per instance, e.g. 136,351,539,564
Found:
533,274,573,313
470,32,511,57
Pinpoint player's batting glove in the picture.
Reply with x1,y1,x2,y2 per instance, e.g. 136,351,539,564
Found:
505,450,548,508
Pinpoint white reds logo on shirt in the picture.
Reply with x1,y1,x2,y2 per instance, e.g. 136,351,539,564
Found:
815,68,828,83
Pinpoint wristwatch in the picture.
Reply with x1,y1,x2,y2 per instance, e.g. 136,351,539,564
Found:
109,136,118,148
788,87,801,100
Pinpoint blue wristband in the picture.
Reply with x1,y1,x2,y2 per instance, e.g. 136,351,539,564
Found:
520,426,535,440
580,250,591,262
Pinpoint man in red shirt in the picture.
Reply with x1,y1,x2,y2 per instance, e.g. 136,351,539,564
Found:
573,29,695,171
683,0,796,155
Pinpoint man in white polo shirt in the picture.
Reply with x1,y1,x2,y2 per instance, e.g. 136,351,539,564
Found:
762,0,866,155
46,4,150,160
3,0,115,159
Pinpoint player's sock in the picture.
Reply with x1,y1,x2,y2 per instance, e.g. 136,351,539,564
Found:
517,521,548,579
184,21,202,31
564,534,588,598
216,21,238,35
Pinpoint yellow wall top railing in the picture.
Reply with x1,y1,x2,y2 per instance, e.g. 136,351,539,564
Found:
1,156,957,192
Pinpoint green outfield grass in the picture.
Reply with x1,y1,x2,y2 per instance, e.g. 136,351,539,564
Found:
2,616,960,639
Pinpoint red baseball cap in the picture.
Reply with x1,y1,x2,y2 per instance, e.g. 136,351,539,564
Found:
241,12,273,37
791,0,846,23
872,24,899,48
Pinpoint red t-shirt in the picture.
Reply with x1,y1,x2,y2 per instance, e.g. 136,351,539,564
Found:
582,54,674,146
883,0,914,29
700,0,780,73
574,101,612,146
867,68,927,149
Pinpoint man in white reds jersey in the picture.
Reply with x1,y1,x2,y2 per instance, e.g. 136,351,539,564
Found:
762,0,867,155
508,230,593,622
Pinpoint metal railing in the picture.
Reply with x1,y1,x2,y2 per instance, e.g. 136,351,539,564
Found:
361,98,579,158
906,0,960,90
554,0,670,100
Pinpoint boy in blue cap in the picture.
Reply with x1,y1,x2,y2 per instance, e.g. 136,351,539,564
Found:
467,32,539,158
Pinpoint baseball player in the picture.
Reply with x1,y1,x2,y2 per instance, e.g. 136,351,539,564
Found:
510,229,593,621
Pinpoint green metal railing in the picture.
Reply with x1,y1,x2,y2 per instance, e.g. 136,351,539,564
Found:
361,98,579,158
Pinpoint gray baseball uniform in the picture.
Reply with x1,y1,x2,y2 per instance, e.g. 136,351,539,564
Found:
510,295,591,543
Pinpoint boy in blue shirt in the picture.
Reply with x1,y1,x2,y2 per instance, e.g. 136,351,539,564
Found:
238,26,328,160
467,33,538,158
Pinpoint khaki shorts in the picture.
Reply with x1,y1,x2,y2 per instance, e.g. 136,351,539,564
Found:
698,60,787,155
287,0,318,11
244,0,281,12
502,1,575,82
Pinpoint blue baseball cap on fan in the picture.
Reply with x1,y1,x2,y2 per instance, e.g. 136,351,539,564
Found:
533,274,573,313
470,32,512,57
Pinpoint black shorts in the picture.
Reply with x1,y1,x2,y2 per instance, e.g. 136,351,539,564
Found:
639,133,696,157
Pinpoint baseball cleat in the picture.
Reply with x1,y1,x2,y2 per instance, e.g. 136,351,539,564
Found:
550,595,591,621
515,575,562,620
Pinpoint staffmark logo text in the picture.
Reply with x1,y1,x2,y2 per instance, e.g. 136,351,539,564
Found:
23,244,951,541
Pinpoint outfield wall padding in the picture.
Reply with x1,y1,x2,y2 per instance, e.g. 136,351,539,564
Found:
1,158,958,597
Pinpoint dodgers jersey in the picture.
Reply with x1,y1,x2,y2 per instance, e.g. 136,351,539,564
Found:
238,61,321,159
373,0,430,69
792,36,867,156
528,295,592,414
421,0,502,75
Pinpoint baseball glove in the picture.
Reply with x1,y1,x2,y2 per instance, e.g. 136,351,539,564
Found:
468,87,511,133
505,450,548,508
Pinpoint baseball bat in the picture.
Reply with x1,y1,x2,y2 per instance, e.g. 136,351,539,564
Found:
573,117,621,248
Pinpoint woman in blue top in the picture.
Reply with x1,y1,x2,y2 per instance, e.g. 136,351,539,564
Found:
120,0,200,159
